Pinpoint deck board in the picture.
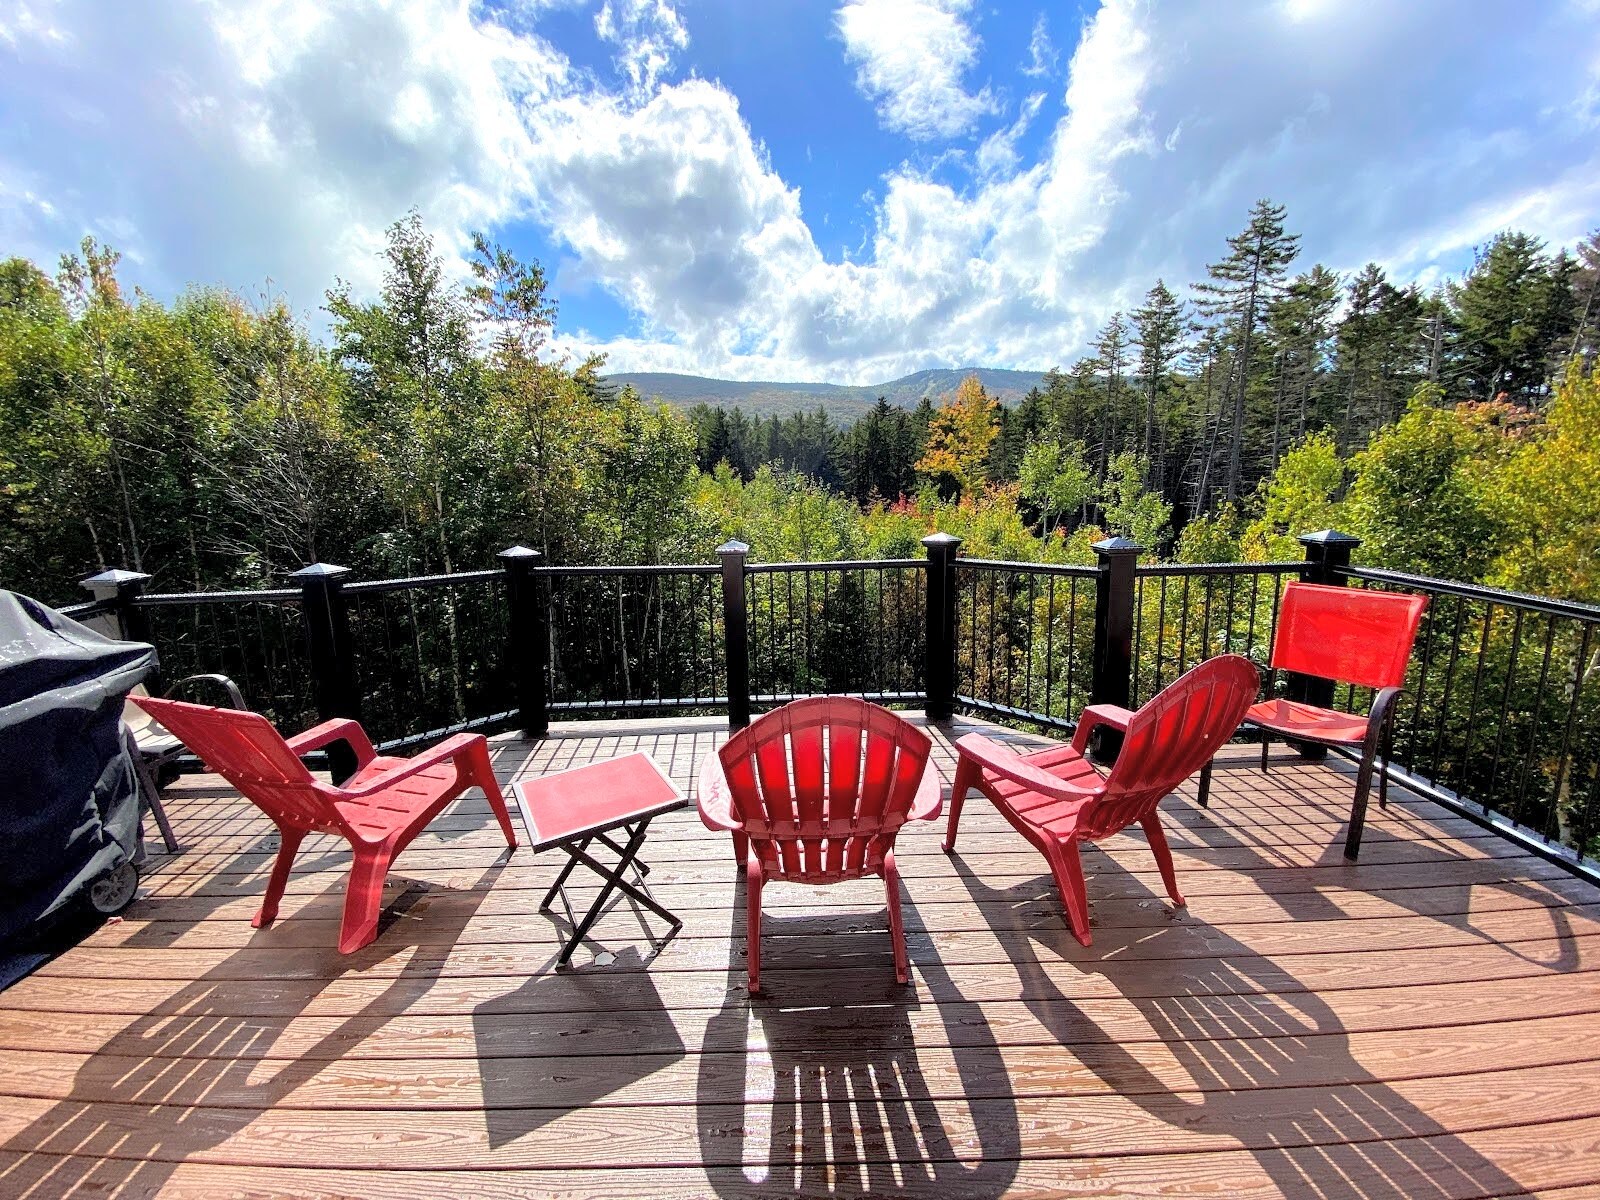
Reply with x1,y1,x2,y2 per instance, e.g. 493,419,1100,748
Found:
2,715,1597,1198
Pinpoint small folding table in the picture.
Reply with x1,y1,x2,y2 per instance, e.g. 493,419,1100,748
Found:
512,752,687,966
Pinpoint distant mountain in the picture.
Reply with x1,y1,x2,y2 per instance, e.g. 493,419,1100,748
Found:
605,367,1050,420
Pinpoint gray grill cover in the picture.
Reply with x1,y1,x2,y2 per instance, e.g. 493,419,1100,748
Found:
0,591,154,944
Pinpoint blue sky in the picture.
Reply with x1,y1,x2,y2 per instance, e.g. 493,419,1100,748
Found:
2,0,1597,383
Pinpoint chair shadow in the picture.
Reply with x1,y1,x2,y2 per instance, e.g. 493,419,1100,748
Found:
0,849,511,1198
948,827,1559,1200
1195,753,1582,971
695,887,1021,1198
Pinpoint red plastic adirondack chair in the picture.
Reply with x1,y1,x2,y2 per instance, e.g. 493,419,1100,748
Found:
1232,580,1429,860
946,655,1258,947
130,697,516,953
697,696,942,993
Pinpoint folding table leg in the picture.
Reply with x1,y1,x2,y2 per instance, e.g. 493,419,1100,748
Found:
594,828,651,879
540,834,593,911
552,820,683,967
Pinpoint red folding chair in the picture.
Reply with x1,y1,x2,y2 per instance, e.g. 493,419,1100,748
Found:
697,696,942,993
131,697,517,952
1227,581,1429,860
946,655,1258,946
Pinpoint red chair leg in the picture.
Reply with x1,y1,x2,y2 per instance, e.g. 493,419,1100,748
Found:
745,852,765,994
883,849,908,985
1378,710,1394,810
1141,812,1185,909
1345,747,1378,863
467,740,518,849
944,754,979,852
732,831,749,868
253,825,306,929
1196,758,1214,809
338,845,394,954
1048,839,1094,947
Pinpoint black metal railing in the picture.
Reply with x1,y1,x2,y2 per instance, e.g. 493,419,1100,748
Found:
136,588,316,733
543,564,725,717
955,559,1096,733
1131,563,1301,706
342,570,512,747
1333,566,1600,862
69,526,1600,883
746,560,926,705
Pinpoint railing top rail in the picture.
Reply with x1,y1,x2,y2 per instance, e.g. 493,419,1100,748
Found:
57,600,109,618
958,558,1098,577
344,569,501,595
136,588,301,606
746,558,926,574
536,563,720,578
1135,561,1303,578
1338,566,1600,623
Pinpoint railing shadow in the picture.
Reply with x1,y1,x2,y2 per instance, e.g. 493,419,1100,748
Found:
945,807,1565,1198
0,850,511,1198
695,886,1021,1197
1198,751,1582,971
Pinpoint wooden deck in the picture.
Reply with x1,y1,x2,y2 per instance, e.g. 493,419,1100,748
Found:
3,714,1600,1199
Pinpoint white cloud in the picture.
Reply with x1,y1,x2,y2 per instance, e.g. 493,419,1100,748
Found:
1022,12,1058,78
976,92,1045,178
0,0,559,311
835,0,997,141
3,0,1598,386
594,0,688,98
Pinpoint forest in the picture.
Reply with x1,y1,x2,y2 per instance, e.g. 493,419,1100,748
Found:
3,200,1599,609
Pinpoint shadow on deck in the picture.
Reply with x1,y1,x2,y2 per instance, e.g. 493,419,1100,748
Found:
1,714,1597,1198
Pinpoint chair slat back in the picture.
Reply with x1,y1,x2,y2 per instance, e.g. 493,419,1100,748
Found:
1086,654,1259,840
129,696,339,831
718,696,932,882
1270,581,1429,691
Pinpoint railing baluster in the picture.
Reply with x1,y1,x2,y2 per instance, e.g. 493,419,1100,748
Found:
1155,575,1168,695
1487,607,1526,805
1423,594,1468,785
1550,623,1593,845
1514,616,1560,834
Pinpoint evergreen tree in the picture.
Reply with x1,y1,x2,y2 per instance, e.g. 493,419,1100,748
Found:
1265,264,1338,462
1570,230,1600,371
1192,199,1300,506
1448,231,1568,400
1132,280,1184,485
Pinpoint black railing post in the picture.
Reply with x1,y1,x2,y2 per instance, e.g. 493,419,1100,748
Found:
1090,536,1142,763
1299,529,1361,587
1291,529,1363,712
921,532,962,721
291,563,360,782
499,545,548,739
719,540,751,731
80,568,156,685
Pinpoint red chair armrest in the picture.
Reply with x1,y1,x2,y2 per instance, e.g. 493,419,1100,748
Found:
697,753,741,831
908,762,943,823
955,732,1099,801
287,718,377,770
1071,704,1135,754
332,733,482,799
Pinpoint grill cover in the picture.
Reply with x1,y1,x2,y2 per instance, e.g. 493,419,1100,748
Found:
0,591,154,945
